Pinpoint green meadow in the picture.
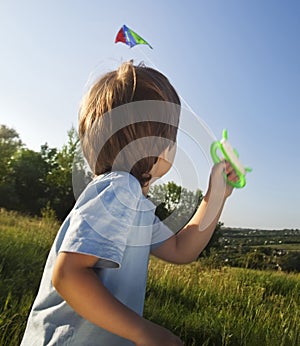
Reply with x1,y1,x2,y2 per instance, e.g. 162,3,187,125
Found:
0,209,299,346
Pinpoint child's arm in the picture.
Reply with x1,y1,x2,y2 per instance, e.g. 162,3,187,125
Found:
52,252,183,346
151,161,237,264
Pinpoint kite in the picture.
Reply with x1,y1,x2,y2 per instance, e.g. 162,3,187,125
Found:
115,25,153,49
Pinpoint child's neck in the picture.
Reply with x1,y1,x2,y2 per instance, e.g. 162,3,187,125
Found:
142,185,150,197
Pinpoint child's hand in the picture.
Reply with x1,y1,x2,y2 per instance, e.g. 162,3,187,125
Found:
135,320,183,346
224,160,239,196
209,161,238,199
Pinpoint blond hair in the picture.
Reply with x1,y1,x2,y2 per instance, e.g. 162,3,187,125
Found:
79,61,181,187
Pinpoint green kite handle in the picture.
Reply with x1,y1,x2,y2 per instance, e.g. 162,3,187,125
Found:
210,138,247,188
210,141,222,164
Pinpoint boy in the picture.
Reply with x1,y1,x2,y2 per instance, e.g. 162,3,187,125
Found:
21,61,237,345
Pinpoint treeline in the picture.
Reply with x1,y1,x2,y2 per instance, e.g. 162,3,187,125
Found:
0,124,87,220
0,124,204,225
209,227,300,273
1,124,299,273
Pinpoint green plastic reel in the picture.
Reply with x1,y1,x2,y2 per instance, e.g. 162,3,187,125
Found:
210,129,252,188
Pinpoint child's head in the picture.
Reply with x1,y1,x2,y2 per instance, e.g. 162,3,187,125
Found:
79,60,181,187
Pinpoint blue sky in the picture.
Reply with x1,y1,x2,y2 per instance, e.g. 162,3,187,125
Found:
0,0,299,229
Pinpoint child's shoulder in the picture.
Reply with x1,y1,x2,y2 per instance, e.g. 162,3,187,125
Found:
72,171,150,231
76,171,143,209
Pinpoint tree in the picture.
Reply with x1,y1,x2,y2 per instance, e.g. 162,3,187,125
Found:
149,182,202,233
0,125,23,174
0,125,23,209
203,221,224,255
149,181,223,255
44,127,80,219
243,249,266,270
278,252,300,272
0,124,92,218
40,143,59,175
0,125,23,182
10,149,48,214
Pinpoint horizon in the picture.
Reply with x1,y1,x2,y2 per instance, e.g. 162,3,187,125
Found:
0,1,299,230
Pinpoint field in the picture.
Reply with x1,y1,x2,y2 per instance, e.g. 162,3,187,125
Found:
0,209,299,345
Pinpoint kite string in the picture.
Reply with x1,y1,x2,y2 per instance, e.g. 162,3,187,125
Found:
136,46,216,140
137,47,191,110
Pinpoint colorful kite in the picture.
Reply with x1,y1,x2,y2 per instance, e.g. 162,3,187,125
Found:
115,25,153,49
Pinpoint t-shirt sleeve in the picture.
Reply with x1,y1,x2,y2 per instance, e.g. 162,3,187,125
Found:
150,214,174,250
59,178,140,268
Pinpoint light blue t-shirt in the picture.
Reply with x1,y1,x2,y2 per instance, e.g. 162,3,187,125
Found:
21,171,173,346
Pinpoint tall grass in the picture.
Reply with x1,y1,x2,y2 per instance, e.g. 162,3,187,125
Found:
0,209,299,345
0,210,58,345
145,259,300,346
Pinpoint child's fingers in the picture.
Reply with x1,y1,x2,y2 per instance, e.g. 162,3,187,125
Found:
224,160,233,174
227,171,239,183
211,160,238,183
224,161,239,182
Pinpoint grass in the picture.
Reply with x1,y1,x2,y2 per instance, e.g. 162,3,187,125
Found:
0,209,299,345
145,258,300,345
0,209,58,346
